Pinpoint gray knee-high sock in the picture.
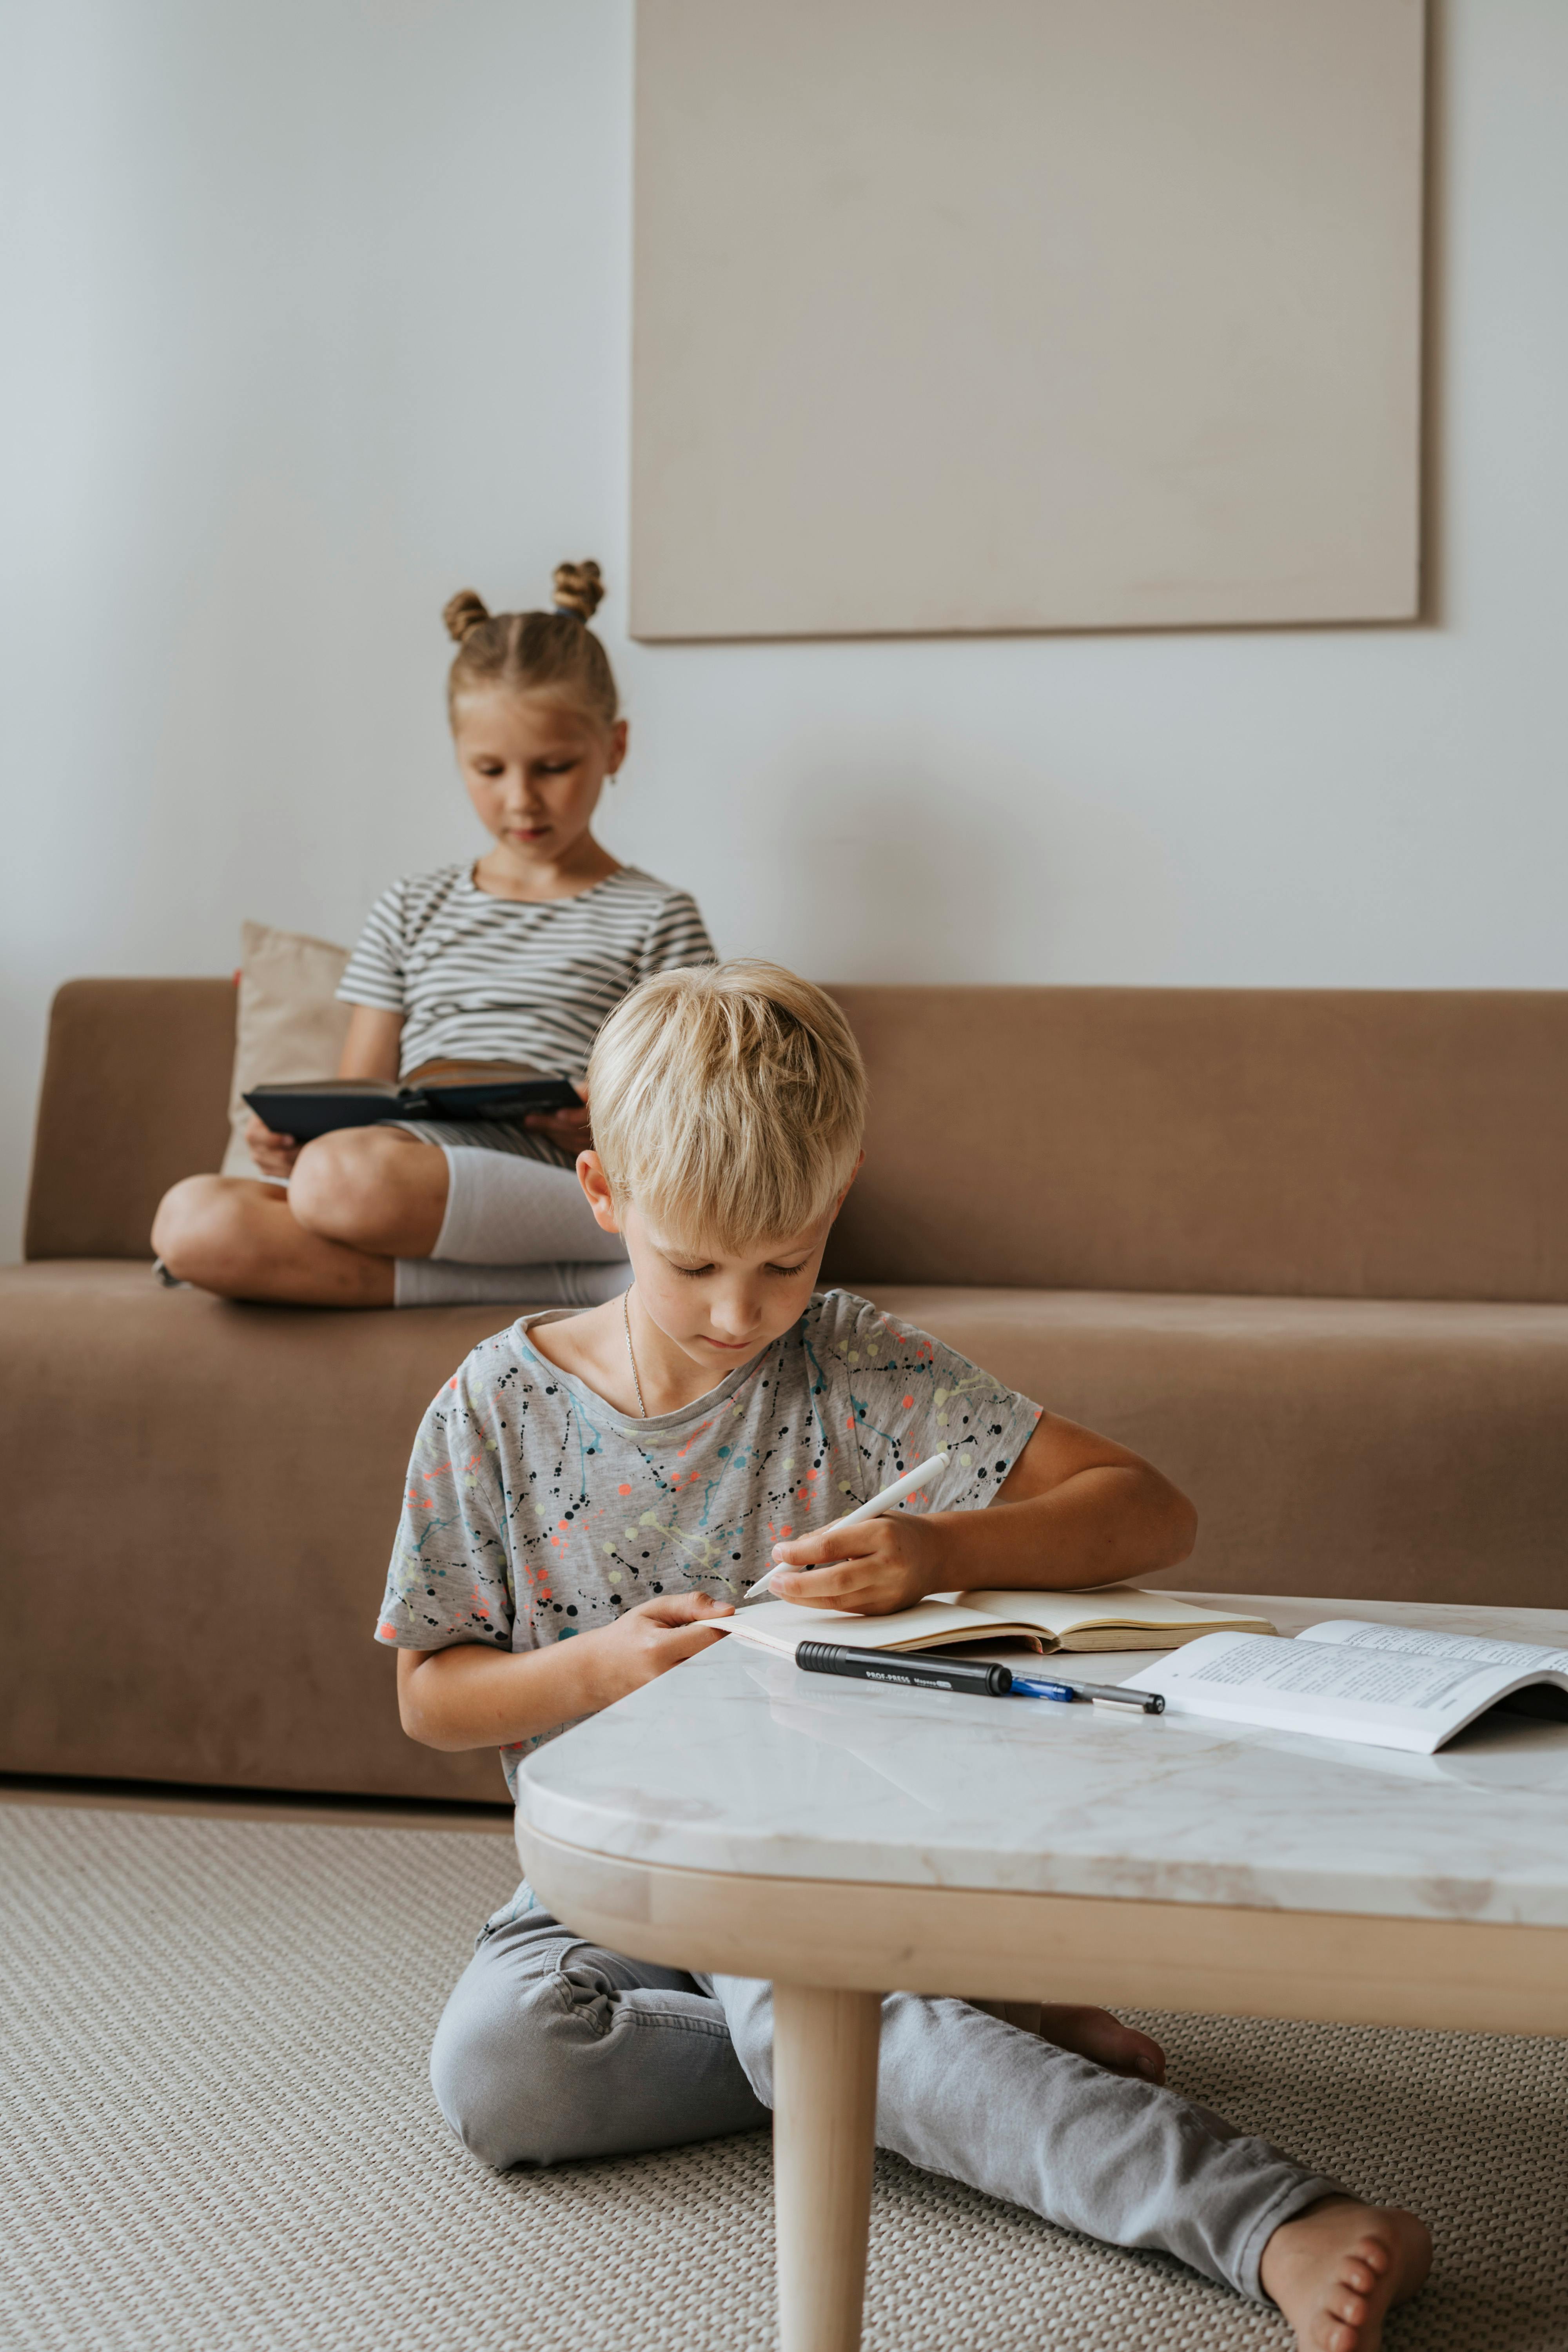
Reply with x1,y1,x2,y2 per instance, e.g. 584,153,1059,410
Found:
393,1258,632,1310
432,1145,628,1266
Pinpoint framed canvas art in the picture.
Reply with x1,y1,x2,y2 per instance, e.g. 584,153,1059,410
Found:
631,0,1426,639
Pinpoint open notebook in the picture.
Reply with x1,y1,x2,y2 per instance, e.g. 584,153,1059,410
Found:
714,1586,1276,1659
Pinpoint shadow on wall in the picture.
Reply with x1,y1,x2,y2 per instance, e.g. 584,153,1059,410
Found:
755,755,1178,985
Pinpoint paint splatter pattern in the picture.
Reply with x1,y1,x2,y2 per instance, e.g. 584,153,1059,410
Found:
374,1288,1042,1795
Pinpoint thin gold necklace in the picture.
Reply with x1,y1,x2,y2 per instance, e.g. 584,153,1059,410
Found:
622,1285,649,1418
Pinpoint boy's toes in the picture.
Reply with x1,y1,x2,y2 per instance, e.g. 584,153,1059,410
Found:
1260,2199,1430,2352
1033,2004,1167,2081
1122,2025,1167,2082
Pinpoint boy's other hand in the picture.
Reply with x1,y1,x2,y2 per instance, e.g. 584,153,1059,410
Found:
525,1079,592,1151
768,1512,939,1616
589,1588,733,1704
245,1113,301,1181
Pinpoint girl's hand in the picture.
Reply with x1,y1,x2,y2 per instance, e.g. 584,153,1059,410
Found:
767,1513,942,1616
584,1588,733,1706
525,1079,592,1152
245,1112,301,1182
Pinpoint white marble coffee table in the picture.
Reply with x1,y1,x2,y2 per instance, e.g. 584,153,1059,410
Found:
514,1594,1568,2352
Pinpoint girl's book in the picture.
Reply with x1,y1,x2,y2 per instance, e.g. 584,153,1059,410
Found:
1121,1619,1568,1753
717,1585,1277,1659
245,1063,579,1141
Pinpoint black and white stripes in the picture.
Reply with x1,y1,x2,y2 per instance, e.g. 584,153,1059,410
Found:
338,863,716,1078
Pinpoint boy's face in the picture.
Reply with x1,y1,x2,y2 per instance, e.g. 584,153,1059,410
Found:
579,1153,857,1378
622,1207,829,1372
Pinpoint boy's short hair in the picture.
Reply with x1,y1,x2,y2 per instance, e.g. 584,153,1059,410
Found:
586,961,867,1252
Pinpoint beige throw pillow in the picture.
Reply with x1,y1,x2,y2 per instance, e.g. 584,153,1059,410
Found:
221,919,354,1178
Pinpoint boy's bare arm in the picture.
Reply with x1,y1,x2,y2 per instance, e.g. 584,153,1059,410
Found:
396,1589,732,1751
767,1414,1197,1617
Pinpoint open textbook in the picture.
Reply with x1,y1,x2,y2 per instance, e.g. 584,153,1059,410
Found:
1121,1619,1568,1754
716,1586,1276,1659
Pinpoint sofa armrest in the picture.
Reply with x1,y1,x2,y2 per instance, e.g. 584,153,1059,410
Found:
25,979,237,1260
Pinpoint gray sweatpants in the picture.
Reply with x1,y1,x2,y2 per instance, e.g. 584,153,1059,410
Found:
429,1886,1338,2304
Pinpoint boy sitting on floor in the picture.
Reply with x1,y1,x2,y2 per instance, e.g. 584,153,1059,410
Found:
376,960,1429,2352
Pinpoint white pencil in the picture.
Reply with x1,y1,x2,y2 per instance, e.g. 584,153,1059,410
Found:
741,1450,952,1600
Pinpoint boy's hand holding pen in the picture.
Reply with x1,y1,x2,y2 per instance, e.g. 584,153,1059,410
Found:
758,1452,951,1615
750,1450,1167,1715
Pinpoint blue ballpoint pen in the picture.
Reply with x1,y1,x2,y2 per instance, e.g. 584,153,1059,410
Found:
1010,1672,1165,1714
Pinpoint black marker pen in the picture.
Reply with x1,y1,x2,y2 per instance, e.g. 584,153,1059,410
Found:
795,1642,1014,1695
795,1642,1164,1713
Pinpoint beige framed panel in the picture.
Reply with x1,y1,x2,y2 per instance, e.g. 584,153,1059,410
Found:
518,1826,1568,2040
631,0,1426,640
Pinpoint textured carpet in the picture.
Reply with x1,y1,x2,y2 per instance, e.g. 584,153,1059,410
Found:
2,1804,1565,2352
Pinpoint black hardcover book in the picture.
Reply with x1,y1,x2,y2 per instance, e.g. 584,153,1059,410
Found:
244,1071,580,1142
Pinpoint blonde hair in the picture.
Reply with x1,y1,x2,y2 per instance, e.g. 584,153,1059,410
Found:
442,561,618,726
587,963,867,1253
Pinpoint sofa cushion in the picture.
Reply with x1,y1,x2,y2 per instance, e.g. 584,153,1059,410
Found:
221,921,352,1179
0,1261,526,1801
856,1284,1568,1611
4,1263,1564,1801
31,977,1568,1296
25,981,237,1260
822,986,1568,1302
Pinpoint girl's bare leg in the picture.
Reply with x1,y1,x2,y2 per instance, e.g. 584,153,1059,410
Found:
151,1129,446,1307
287,1127,448,1256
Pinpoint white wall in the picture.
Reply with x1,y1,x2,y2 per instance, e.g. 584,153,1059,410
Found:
4,0,1567,1258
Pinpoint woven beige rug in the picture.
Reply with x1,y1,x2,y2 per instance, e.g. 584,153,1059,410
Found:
1,1802,1564,2352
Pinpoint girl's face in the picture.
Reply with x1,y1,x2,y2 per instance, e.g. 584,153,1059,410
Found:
452,687,628,869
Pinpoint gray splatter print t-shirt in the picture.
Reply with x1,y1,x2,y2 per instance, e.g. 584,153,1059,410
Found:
375,1288,1043,1795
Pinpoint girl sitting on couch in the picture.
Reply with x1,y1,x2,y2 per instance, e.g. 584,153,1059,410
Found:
152,563,714,1309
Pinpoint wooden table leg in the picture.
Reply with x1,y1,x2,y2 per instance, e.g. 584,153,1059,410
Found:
771,1983,883,2352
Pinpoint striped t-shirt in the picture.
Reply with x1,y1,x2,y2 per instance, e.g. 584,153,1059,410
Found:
337,863,716,1078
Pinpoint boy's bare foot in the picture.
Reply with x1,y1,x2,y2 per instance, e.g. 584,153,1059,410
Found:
1259,2197,1431,2352
1036,2002,1166,2083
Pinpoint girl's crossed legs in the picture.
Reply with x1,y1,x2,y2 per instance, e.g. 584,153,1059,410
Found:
431,1893,1429,2352
152,1127,629,1308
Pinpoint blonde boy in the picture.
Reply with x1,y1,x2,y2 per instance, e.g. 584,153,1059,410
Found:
377,962,1428,2352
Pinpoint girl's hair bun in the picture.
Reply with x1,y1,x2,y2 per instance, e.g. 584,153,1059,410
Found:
552,560,605,622
443,589,492,643
444,569,619,724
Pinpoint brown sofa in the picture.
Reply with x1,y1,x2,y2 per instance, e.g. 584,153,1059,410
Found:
5,978,1566,1804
